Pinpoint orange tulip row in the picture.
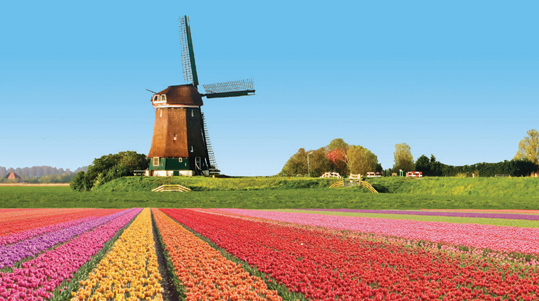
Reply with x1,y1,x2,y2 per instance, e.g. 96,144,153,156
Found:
71,208,163,301
152,209,282,301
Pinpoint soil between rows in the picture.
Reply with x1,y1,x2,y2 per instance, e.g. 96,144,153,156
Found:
151,212,181,301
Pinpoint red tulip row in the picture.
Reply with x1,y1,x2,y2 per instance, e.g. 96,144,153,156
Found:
0,209,122,239
161,208,539,301
0,209,88,224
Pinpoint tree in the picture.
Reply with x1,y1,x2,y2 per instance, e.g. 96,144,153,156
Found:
514,129,539,165
327,138,349,152
347,145,379,175
326,148,348,176
307,148,333,177
415,155,430,175
280,148,308,176
393,143,414,172
70,151,148,191
70,171,87,191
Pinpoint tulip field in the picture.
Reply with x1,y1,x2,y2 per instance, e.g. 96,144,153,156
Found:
2,208,539,300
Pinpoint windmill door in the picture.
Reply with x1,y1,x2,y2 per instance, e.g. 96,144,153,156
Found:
195,157,202,171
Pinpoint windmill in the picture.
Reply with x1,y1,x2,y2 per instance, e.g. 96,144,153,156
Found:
147,15,255,176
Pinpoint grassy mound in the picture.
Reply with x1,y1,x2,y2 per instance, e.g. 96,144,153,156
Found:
93,176,339,192
366,177,539,198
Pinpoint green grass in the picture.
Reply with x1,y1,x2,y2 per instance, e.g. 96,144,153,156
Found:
93,176,337,192
366,176,539,198
276,209,539,228
3,185,539,210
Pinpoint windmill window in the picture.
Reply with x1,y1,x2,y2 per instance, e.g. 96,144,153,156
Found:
173,134,177,141
153,95,159,102
159,109,163,117
179,158,183,163
191,110,194,117
161,95,166,101
152,157,159,167
190,146,194,152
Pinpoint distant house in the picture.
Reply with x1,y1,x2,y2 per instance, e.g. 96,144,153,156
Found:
5,172,21,182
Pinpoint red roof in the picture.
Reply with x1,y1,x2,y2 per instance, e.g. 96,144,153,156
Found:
5,172,21,180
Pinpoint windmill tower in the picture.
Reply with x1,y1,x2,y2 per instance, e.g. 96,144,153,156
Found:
147,16,255,176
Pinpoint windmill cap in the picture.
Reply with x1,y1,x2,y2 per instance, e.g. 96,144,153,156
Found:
153,85,203,106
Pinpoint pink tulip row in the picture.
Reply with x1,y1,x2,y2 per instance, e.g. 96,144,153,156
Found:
0,216,97,246
0,208,141,301
216,209,539,255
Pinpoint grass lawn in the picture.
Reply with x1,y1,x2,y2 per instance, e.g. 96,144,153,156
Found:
2,185,539,210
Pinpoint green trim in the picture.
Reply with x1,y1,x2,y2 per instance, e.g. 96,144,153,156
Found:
185,16,198,87
149,158,190,171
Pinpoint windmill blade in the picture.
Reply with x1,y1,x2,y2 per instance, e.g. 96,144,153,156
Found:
179,15,199,86
202,79,255,98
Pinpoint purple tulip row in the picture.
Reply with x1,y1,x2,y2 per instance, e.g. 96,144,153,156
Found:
305,208,539,220
0,216,97,246
0,208,141,301
0,210,130,269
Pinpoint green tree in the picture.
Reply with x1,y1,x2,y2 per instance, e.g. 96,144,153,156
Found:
415,155,430,175
280,148,308,176
327,138,349,152
393,143,414,172
70,171,87,191
308,147,333,177
347,145,379,175
514,129,539,165
70,151,148,191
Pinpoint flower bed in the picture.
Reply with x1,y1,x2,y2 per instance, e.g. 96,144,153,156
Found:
217,208,539,254
0,208,140,300
162,208,539,300
153,208,281,301
71,208,162,301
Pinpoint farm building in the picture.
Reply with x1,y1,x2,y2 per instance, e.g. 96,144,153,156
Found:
5,172,21,182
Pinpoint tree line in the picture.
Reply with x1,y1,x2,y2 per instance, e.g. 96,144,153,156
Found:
279,129,539,178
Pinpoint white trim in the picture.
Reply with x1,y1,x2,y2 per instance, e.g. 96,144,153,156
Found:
152,104,200,109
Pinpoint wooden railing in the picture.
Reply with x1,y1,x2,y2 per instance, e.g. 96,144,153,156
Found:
361,181,378,193
151,185,191,192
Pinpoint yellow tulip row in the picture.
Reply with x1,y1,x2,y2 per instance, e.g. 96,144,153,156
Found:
152,209,281,301
71,208,163,301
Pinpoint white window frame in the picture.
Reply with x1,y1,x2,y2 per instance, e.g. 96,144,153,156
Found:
152,157,160,166
153,94,167,105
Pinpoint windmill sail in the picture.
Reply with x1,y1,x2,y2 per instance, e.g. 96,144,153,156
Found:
179,15,199,86
202,79,255,98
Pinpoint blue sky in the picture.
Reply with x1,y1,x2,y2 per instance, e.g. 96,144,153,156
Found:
0,1,537,176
